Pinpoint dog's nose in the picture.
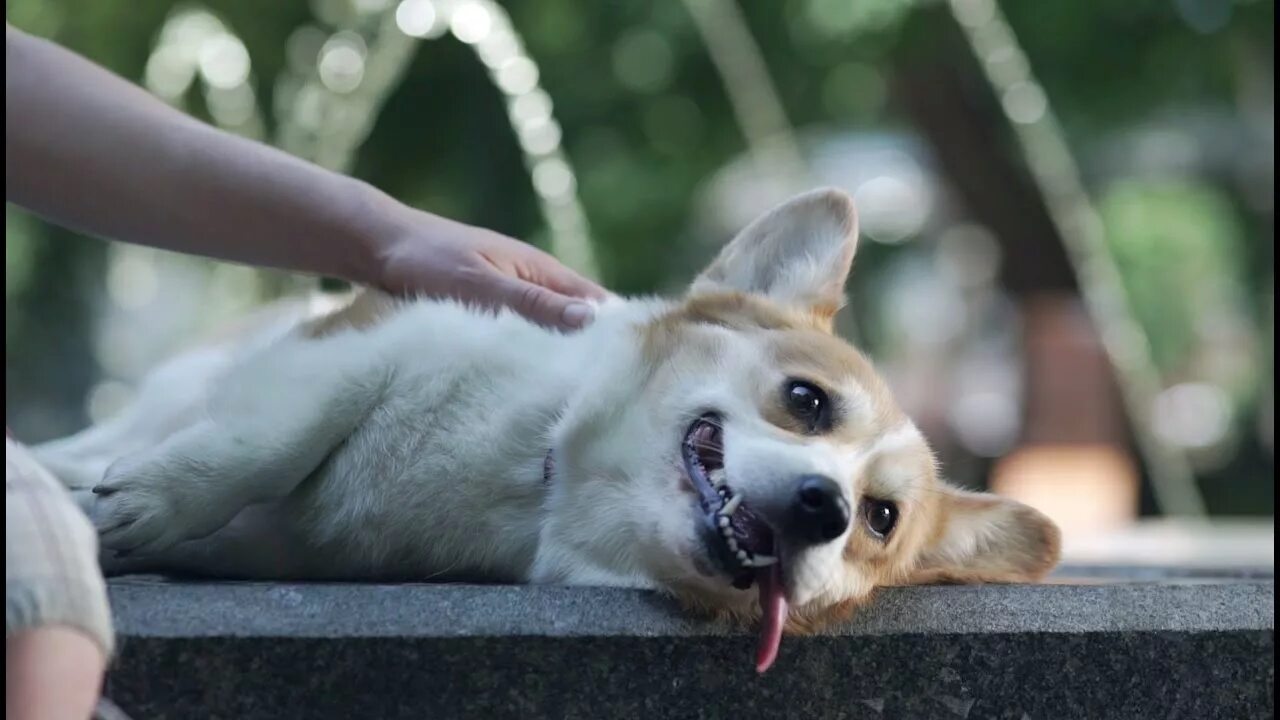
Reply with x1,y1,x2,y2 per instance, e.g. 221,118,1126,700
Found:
787,475,850,545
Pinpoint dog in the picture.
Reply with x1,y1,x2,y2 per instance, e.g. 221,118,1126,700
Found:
34,188,1060,671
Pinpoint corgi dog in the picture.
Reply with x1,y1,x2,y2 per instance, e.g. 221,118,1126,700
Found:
34,188,1060,671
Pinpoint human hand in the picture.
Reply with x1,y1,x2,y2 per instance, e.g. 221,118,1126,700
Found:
5,25,606,329
369,206,609,332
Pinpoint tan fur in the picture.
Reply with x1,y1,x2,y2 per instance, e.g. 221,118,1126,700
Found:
648,285,1059,630
905,489,1062,585
692,189,859,326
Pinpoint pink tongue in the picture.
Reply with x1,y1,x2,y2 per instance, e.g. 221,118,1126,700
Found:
754,563,788,673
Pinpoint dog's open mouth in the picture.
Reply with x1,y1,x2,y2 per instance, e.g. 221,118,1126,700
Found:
681,413,789,673
682,415,777,575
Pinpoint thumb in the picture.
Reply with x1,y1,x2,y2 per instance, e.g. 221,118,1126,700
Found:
494,277,596,331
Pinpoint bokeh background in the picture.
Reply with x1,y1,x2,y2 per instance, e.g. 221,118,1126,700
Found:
6,0,1274,563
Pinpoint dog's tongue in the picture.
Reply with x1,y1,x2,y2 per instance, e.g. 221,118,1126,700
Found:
755,563,788,673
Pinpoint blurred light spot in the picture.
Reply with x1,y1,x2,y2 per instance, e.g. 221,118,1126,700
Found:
106,254,158,310
1001,81,1047,125
1153,383,1233,449
803,0,910,38
1132,129,1200,171
395,0,440,38
476,30,519,67
532,157,575,201
611,29,674,94
982,45,1029,87
518,118,562,156
86,381,134,424
854,175,927,244
450,3,493,44
802,0,862,35
94,332,134,379
354,0,392,13
820,62,886,120
496,57,539,95
885,261,965,346
509,89,553,126
206,84,257,126
935,223,1001,288
309,0,347,27
991,445,1139,541
145,45,197,99
318,33,367,94
293,83,327,131
950,0,996,28
198,35,251,90
948,391,1018,457
165,10,222,49
286,26,327,73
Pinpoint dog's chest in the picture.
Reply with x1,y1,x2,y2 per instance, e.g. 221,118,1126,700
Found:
290,325,576,578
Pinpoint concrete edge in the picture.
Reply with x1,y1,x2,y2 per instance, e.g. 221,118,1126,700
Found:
107,577,1275,640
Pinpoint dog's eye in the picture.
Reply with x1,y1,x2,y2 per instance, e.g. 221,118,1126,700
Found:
862,498,898,539
783,380,832,433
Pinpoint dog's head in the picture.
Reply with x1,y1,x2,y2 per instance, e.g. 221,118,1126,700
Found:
545,188,1060,653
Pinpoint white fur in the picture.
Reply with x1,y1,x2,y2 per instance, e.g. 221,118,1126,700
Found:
33,188,1051,619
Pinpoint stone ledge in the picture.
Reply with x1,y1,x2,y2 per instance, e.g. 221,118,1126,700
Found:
104,568,1274,719
108,573,1273,639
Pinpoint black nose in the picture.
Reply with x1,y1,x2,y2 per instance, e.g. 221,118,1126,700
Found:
788,475,850,544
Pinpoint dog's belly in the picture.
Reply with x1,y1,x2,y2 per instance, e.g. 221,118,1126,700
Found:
277,400,550,581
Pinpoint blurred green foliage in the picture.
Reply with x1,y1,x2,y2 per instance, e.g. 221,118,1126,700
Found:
5,0,1273,514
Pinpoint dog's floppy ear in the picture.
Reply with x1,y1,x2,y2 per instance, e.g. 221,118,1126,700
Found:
907,486,1061,585
691,188,858,324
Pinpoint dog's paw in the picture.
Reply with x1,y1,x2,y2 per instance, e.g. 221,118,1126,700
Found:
91,453,232,555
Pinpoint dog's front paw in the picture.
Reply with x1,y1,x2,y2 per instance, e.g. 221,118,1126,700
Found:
91,453,233,555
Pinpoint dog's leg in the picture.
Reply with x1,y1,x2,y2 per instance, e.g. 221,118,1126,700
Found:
92,335,386,555
34,345,236,497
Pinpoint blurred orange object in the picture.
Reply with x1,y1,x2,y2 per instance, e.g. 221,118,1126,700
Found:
994,295,1140,543
991,444,1138,539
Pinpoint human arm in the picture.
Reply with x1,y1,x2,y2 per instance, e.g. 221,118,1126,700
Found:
5,25,604,330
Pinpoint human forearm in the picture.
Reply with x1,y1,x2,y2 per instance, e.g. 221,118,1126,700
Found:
5,25,606,330
5,25,388,284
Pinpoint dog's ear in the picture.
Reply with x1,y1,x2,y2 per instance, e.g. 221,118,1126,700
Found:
907,486,1061,585
691,188,858,324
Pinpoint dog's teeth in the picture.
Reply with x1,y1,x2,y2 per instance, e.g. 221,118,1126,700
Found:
752,554,778,567
708,469,727,486
736,550,749,562
721,494,742,516
718,516,731,528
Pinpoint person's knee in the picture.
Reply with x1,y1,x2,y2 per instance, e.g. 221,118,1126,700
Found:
6,625,107,720
7,437,115,657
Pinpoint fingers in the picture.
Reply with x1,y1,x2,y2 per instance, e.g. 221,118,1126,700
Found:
492,276,596,332
537,261,609,302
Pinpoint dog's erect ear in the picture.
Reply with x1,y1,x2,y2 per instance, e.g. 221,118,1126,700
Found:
691,188,858,323
907,486,1061,585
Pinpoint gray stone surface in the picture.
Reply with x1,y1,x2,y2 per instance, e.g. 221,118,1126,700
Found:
103,567,1274,719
